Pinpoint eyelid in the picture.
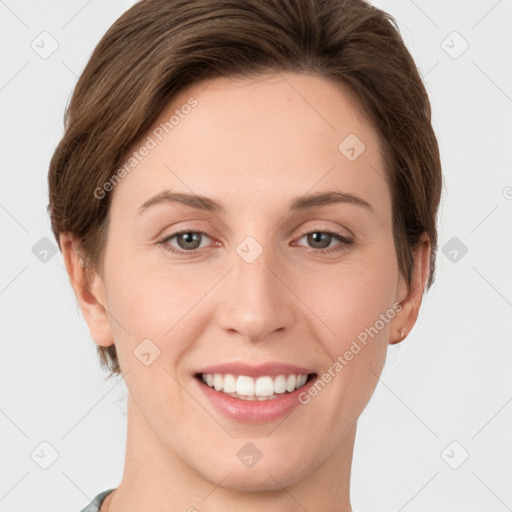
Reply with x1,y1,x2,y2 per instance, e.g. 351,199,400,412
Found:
295,224,353,240
158,224,354,256
292,226,354,253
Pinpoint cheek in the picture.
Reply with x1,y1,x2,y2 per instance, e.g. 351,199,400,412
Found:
302,241,398,388
307,243,398,337
103,249,206,368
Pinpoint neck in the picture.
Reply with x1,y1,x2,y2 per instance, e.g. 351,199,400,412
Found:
108,396,355,512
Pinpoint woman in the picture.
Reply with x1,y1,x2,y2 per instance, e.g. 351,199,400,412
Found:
47,0,442,510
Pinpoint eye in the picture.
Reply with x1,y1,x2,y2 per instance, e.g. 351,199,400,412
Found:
158,229,214,254
158,228,354,256
293,229,354,254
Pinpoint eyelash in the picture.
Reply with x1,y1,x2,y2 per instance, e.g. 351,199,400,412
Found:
158,227,354,256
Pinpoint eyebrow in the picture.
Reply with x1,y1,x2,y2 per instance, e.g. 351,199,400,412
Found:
137,189,373,215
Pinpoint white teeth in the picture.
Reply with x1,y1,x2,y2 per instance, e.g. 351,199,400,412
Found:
199,372,310,399
255,376,274,396
236,375,254,396
286,375,296,392
213,373,223,391
223,373,237,393
274,374,287,393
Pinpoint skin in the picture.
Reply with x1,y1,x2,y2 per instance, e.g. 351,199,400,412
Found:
61,72,430,512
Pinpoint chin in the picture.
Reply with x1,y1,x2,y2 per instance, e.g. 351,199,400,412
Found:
199,455,310,492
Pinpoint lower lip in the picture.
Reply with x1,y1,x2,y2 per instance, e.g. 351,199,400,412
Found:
194,375,318,424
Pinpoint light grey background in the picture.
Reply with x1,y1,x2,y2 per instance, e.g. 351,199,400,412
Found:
1,1,511,511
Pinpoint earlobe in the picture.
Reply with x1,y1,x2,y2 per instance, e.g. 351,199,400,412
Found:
59,233,114,347
388,234,431,345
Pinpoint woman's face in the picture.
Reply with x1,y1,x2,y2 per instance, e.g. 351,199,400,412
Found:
77,72,426,491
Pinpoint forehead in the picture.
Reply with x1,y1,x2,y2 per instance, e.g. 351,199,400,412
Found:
110,72,390,218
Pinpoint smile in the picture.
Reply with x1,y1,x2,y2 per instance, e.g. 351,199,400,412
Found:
198,373,313,400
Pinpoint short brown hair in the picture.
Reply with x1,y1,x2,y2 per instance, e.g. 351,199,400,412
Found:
48,0,442,377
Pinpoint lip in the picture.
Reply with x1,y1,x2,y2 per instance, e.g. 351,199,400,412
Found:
195,362,315,378
193,364,318,424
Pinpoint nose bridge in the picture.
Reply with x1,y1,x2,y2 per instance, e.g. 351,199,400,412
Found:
216,234,294,342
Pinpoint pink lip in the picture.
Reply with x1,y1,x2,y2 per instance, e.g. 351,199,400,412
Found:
195,362,315,378
193,363,318,424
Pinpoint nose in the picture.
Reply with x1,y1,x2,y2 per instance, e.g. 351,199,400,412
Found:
215,238,296,343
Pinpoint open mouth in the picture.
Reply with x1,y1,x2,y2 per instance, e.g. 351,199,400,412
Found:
195,372,317,401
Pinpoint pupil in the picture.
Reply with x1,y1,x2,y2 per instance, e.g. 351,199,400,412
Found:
308,232,330,248
179,232,200,249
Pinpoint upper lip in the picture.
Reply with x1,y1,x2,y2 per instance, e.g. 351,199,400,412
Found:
195,362,316,378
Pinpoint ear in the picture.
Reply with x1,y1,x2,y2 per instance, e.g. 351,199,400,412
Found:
59,232,114,347
388,233,431,344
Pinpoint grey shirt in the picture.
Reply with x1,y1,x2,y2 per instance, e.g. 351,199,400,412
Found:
80,489,116,512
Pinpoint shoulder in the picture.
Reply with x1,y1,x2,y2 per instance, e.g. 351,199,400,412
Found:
79,489,116,512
